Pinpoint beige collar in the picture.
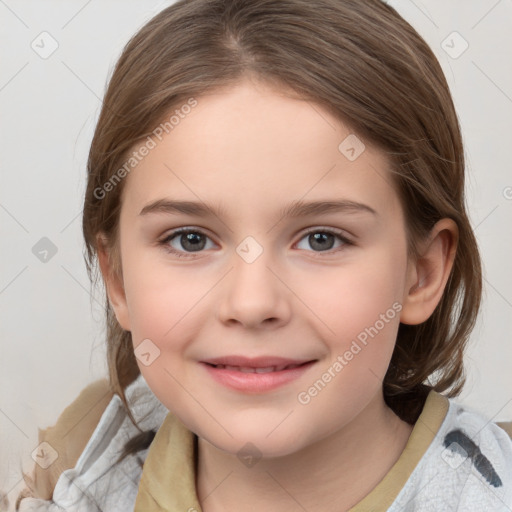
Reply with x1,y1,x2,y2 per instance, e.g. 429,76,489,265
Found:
134,390,449,511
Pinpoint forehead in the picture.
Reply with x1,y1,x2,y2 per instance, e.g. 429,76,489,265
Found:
120,79,401,223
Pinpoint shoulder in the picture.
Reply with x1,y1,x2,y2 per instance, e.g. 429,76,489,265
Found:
390,394,512,511
445,399,512,461
16,378,114,507
16,374,168,512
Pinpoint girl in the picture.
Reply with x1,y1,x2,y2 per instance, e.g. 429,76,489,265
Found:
14,0,512,510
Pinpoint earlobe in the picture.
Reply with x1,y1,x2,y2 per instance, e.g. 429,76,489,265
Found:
400,219,458,325
96,234,131,331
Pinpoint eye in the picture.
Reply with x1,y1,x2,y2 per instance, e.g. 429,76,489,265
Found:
159,228,215,258
159,226,353,259
295,228,352,255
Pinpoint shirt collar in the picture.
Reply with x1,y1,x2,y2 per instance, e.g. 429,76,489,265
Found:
134,390,449,511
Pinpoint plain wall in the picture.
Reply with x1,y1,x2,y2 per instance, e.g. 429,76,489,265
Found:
1,0,511,507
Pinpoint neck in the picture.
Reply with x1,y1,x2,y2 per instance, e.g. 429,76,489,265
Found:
196,392,413,512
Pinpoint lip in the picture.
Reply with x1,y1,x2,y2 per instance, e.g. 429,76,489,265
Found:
202,355,313,368
200,356,317,393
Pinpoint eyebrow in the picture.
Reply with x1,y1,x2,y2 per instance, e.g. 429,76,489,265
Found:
139,198,377,219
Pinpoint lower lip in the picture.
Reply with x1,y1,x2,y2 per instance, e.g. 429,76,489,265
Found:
200,361,316,393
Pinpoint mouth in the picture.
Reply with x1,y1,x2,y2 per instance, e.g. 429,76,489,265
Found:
200,356,317,392
204,362,310,373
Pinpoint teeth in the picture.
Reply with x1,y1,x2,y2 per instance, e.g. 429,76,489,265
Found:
255,367,276,373
213,363,303,372
238,366,277,373
239,367,255,373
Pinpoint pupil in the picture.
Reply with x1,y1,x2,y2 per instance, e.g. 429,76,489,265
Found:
310,232,334,251
183,232,204,251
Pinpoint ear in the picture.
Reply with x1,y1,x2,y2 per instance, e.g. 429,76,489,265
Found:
96,233,131,331
400,218,458,325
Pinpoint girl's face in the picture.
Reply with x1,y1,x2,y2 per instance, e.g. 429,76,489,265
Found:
111,79,417,456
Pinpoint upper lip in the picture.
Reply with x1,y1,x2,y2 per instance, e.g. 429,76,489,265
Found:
201,356,315,368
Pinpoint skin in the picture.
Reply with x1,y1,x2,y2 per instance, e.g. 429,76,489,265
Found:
98,77,458,511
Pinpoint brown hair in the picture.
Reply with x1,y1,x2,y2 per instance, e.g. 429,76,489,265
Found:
81,0,480,465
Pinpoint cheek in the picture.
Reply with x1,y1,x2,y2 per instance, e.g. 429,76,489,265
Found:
292,264,404,429
120,254,207,410
311,249,406,331
313,249,406,374
121,247,206,340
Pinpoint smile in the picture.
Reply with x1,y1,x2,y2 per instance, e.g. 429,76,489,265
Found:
200,358,316,393
207,363,304,373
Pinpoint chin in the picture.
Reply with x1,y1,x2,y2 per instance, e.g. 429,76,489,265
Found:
198,423,310,460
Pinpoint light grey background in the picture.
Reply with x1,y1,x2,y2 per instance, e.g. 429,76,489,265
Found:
1,0,511,507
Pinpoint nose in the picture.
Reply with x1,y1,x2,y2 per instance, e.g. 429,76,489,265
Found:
216,247,292,330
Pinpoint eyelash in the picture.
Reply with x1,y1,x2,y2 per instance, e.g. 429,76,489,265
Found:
158,227,354,259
